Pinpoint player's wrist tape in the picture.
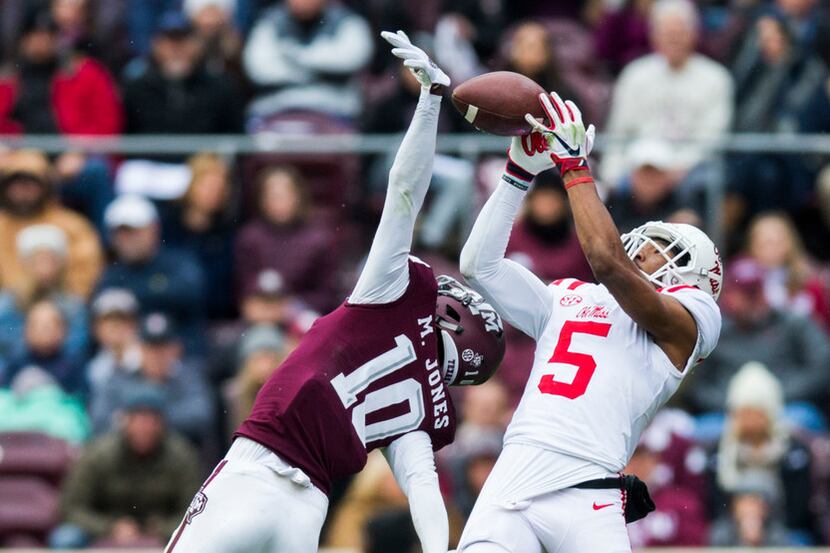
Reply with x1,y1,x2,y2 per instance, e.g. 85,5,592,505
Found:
554,156,590,178
564,175,594,190
505,160,535,182
502,173,530,191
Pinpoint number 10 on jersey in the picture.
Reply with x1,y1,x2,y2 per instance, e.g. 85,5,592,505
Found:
538,321,611,399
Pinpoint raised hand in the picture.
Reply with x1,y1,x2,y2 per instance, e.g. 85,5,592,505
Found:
381,30,450,89
525,92,595,177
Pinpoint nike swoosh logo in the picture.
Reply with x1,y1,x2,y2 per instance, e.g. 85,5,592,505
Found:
552,133,581,156
592,502,614,510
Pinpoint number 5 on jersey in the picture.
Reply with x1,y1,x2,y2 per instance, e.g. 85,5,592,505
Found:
538,321,611,399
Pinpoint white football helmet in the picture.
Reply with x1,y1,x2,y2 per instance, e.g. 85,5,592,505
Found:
620,221,723,301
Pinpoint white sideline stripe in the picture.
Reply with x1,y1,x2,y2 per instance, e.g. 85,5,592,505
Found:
464,104,479,123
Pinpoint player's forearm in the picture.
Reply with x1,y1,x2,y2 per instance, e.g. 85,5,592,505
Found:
385,433,449,553
349,89,441,304
563,171,633,281
388,88,442,204
460,174,553,339
408,479,450,553
460,175,526,279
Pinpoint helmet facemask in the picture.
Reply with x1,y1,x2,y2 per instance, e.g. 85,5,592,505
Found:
621,226,698,290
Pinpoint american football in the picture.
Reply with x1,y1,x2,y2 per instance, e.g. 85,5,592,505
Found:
451,71,546,136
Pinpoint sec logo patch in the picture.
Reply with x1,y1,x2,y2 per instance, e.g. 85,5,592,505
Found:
560,294,583,306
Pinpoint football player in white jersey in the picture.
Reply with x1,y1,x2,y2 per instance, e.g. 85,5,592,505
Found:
456,92,723,553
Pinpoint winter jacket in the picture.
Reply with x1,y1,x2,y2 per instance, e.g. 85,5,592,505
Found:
59,432,201,540
0,203,104,299
0,57,123,135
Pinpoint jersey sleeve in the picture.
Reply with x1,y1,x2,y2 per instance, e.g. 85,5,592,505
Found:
349,90,442,305
659,286,722,372
460,178,555,341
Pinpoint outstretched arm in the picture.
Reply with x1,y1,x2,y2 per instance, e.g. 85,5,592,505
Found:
350,31,449,304
526,92,698,369
384,431,448,553
459,145,555,340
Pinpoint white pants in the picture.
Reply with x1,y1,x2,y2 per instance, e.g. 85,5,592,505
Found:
164,438,328,553
458,486,631,553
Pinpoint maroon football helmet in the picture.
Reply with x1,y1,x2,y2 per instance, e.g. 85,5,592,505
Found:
435,275,505,386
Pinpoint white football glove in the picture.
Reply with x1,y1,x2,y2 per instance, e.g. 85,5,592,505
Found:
525,92,595,177
507,131,556,179
381,30,450,89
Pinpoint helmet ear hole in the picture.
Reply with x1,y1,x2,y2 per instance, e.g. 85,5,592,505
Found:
673,251,691,267
445,305,461,323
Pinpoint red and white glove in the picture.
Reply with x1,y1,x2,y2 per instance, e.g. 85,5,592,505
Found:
504,131,556,190
525,92,595,181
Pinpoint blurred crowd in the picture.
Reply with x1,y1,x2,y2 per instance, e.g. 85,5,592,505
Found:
2,0,830,549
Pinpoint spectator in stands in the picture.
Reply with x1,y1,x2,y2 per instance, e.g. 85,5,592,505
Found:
3,299,86,396
85,288,142,395
433,0,506,84
90,312,213,444
502,21,581,109
160,153,237,320
235,165,339,312
686,258,830,413
599,0,733,188
506,170,593,283
446,428,503,518
0,224,88,375
54,152,116,236
726,14,826,220
123,11,244,136
709,473,792,546
1,0,135,69
0,150,103,299
709,362,816,543
733,15,826,134
771,0,827,54
593,0,653,75
50,0,101,58
97,194,206,354
125,0,180,57
0,365,90,444
605,139,686,232
207,268,313,397
51,385,201,549
184,0,244,81
625,435,709,546
746,212,830,330
439,381,508,514
242,0,373,126
222,324,287,430
0,8,123,135
459,380,511,434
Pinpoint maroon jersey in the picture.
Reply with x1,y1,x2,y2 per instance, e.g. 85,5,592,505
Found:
236,260,457,495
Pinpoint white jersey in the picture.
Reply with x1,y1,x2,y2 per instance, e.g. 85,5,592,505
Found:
459,177,722,502
506,278,720,472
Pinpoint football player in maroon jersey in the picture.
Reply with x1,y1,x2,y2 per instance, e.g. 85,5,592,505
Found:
165,31,505,553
